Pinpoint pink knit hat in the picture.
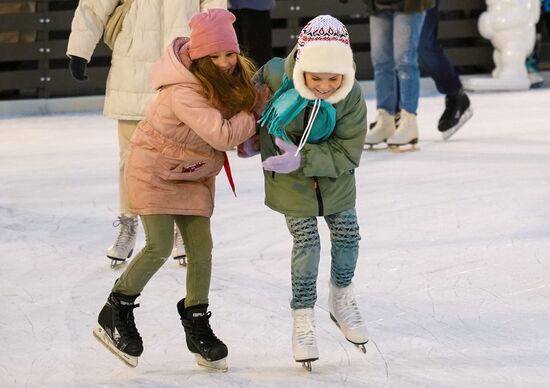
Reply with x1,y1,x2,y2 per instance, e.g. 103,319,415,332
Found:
188,8,240,60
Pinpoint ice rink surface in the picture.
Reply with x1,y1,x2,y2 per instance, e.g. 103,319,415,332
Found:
1,89,549,387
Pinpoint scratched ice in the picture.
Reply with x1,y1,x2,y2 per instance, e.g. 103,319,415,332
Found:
1,89,549,387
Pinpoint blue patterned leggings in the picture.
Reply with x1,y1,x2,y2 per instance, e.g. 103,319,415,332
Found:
285,208,361,309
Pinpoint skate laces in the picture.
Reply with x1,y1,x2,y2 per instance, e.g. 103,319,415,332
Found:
185,312,224,346
112,216,137,248
117,302,142,341
442,93,463,119
334,288,364,328
294,312,316,347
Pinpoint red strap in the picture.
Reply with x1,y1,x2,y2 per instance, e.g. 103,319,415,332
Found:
223,152,236,197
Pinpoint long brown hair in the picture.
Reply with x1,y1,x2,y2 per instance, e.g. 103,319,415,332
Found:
190,53,257,117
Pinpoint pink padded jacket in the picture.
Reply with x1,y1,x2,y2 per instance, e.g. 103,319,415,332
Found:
125,37,256,217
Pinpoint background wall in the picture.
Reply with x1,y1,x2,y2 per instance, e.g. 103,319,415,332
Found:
1,0,549,100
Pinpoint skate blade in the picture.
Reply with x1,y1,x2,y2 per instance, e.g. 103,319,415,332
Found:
387,141,419,153
329,313,369,353
441,108,473,140
93,323,138,367
108,249,133,268
109,258,127,268
194,354,228,372
363,143,388,151
295,357,318,372
173,255,187,266
356,343,367,353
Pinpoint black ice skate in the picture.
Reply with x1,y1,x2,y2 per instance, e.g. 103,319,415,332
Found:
438,89,473,140
177,299,228,372
93,292,143,367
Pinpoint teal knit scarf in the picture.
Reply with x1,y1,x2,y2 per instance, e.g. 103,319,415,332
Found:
258,74,336,147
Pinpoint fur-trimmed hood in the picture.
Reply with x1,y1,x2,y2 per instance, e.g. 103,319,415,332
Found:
290,15,356,104
284,44,356,105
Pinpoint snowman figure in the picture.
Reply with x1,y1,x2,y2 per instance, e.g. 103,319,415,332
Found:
464,0,540,91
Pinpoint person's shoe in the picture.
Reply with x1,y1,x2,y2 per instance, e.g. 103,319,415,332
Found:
387,109,419,151
328,281,368,352
93,292,143,367
526,51,544,88
292,308,318,371
438,89,473,140
364,109,396,149
527,71,544,88
177,299,228,372
106,214,138,267
172,226,187,266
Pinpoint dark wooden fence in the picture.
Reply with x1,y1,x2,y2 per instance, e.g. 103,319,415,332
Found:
1,0,549,100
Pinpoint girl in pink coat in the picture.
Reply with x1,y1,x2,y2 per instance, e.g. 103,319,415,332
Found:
92,9,266,372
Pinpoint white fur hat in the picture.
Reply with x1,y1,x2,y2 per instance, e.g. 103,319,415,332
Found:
292,15,355,104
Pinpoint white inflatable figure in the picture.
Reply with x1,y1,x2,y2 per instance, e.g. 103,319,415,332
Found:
464,0,540,91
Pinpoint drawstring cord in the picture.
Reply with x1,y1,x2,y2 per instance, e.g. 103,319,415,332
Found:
295,99,321,156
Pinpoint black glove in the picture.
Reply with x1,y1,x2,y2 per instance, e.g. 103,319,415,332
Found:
69,55,88,81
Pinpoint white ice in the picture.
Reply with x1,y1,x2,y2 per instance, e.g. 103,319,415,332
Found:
1,89,550,387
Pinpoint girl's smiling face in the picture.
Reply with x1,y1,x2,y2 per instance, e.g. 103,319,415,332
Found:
304,72,343,99
209,51,238,74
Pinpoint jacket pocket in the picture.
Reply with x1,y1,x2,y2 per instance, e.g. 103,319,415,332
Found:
156,152,224,182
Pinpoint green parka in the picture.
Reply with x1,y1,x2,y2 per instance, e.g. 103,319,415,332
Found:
255,49,368,217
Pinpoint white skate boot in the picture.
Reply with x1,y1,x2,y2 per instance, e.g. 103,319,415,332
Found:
172,226,187,266
364,109,396,149
387,109,418,151
328,281,369,353
292,308,319,371
106,214,138,267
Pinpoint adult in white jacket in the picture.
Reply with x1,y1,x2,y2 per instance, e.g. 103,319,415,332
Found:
66,0,227,265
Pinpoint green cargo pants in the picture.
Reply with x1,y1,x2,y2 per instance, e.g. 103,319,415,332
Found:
113,214,212,307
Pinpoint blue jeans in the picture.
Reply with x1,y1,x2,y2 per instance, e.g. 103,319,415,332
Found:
418,0,463,96
285,209,361,309
370,10,426,114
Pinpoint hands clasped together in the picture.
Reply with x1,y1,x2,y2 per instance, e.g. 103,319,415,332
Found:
239,84,301,174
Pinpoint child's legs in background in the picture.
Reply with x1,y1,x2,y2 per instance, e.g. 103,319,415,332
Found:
393,11,426,114
325,208,360,287
175,215,213,308
113,214,174,295
285,215,321,309
118,120,139,215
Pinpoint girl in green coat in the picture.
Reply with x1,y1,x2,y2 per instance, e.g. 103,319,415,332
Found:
248,15,369,370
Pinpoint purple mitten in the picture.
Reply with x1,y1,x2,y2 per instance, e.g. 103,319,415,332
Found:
237,134,260,158
262,137,301,174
